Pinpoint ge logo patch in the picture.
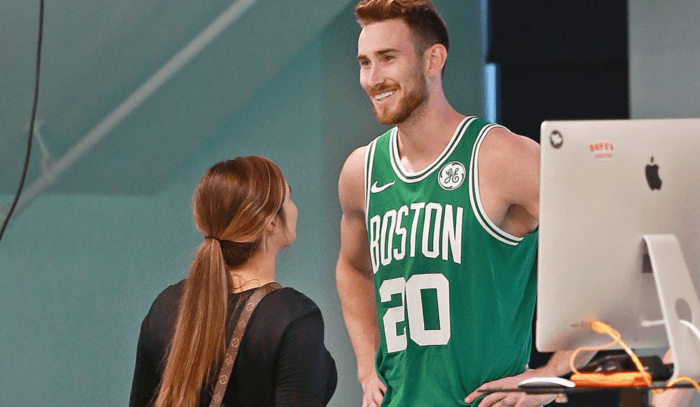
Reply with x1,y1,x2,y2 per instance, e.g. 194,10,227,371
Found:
438,161,466,191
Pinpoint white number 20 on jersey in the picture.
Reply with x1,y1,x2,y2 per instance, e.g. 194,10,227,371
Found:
379,273,451,353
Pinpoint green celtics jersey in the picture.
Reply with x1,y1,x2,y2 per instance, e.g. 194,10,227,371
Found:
364,116,538,407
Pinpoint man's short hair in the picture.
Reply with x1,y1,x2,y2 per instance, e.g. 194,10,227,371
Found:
355,0,450,55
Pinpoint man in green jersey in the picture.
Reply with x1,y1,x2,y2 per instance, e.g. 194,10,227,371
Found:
336,1,593,406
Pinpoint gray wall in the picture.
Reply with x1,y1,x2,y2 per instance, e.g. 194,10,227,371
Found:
0,1,484,405
629,1,700,405
629,0,700,119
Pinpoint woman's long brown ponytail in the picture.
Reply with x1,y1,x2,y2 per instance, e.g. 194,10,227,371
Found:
154,157,286,407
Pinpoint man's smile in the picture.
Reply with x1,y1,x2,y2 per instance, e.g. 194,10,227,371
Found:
374,90,396,102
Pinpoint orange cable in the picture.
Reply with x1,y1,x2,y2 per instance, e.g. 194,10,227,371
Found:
569,321,652,388
569,321,700,395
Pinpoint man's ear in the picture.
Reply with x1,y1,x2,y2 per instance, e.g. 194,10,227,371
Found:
424,43,447,77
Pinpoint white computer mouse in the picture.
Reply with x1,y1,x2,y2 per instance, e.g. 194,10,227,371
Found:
518,377,576,388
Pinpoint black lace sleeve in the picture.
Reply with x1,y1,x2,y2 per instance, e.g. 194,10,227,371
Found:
128,282,183,407
129,312,160,407
273,309,337,407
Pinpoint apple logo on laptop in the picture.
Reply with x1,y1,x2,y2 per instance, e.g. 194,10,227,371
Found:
645,157,662,190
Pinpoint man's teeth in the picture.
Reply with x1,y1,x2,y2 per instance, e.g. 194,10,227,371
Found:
375,90,395,101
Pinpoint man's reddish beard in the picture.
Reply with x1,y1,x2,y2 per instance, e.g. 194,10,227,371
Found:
371,69,428,125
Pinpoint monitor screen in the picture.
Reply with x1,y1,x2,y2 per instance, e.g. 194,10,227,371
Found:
537,118,700,358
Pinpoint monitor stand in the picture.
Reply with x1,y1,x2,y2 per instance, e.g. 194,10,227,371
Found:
644,234,700,381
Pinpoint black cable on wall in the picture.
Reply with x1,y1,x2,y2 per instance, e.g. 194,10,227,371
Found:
0,0,45,244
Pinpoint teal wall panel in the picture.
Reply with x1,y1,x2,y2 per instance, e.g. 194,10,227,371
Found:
0,35,327,406
0,1,484,405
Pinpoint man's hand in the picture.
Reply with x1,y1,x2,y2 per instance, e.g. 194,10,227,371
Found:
465,351,594,407
361,373,387,407
464,369,556,407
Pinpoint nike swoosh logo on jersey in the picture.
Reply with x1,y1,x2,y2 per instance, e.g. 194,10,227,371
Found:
371,180,395,193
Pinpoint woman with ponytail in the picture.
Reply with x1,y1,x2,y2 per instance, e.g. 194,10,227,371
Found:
129,156,337,407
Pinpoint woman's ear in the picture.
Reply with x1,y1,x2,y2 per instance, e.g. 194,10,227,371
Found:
267,219,278,234
267,216,282,235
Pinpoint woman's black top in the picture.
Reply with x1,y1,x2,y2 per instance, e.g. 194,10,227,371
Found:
129,281,337,407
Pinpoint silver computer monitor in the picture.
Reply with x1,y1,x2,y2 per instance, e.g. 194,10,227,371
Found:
537,118,700,380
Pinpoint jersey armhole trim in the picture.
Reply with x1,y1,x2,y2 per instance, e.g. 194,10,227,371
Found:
468,124,524,246
364,139,378,226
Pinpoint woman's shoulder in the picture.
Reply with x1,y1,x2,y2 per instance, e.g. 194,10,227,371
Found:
256,287,323,323
149,280,186,313
134,280,187,359
239,287,326,352
141,280,186,330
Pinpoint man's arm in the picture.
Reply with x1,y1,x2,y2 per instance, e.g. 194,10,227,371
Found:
466,128,596,406
465,351,595,407
336,147,387,407
477,126,540,236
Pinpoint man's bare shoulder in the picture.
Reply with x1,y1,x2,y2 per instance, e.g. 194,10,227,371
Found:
340,146,367,177
478,125,540,228
480,126,539,162
338,146,368,213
